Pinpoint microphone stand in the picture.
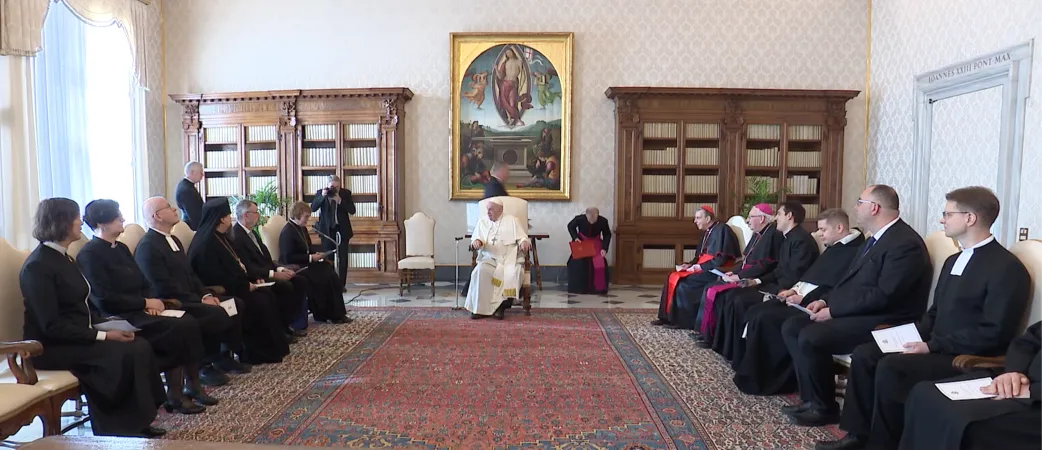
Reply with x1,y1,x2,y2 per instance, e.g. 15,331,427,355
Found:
312,226,340,277
453,237,464,310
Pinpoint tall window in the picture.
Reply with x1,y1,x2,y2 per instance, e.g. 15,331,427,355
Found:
34,2,143,226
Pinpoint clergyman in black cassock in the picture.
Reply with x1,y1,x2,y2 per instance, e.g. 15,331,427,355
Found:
230,215,310,334
653,206,740,330
783,185,932,426
189,198,290,364
135,207,246,377
696,204,786,344
707,206,819,356
900,321,1041,450
21,206,166,437
278,203,349,323
76,235,214,412
732,227,864,395
175,163,204,230
566,208,612,294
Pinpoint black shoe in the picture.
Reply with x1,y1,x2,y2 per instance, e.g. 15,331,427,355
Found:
141,426,167,438
690,331,703,340
694,339,712,349
199,365,230,386
213,356,251,374
183,388,219,406
650,319,669,326
815,434,866,450
331,316,352,324
471,314,489,320
291,329,308,338
781,402,813,415
789,408,840,427
287,335,299,344
163,399,205,415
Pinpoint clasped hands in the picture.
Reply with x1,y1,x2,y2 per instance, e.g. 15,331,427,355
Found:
471,239,531,253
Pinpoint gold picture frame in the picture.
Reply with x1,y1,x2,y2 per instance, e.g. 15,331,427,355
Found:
450,32,573,200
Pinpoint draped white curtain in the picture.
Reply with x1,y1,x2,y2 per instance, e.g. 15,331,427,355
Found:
0,56,41,249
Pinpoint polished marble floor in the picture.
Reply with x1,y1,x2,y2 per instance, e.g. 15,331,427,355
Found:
344,281,660,309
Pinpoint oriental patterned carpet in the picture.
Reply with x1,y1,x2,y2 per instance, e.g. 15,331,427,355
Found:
153,308,842,449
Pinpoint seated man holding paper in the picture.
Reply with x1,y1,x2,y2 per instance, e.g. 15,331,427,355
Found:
21,198,167,437
136,196,247,374
900,321,1040,450
77,199,217,414
816,187,1031,450
732,208,864,395
278,201,350,324
465,198,531,319
696,202,810,348
652,205,741,330
782,185,931,427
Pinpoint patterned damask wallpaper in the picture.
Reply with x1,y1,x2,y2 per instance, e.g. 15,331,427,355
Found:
869,0,1042,241
161,0,868,265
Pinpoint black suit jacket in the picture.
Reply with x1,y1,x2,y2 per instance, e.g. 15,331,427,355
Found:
134,229,210,304
826,219,932,323
482,176,508,199
175,178,204,231
230,223,278,280
310,189,355,239
21,244,104,345
76,238,150,316
279,221,316,267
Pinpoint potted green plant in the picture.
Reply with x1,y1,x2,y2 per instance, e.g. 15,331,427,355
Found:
229,181,293,228
741,176,788,213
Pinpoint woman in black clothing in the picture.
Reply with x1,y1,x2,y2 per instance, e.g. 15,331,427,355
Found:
77,199,215,413
278,201,349,324
188,198,289,364
20,198,166,437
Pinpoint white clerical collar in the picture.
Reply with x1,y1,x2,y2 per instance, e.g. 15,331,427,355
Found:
837,230,861,245
870,217,900,241
950,235,994,276
43,241,68,255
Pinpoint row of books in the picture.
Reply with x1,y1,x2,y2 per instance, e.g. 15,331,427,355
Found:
355,202,379,218
685,123,720,139
347,252,378,269
745,177,779,194
303,147,337,167
789,125,823,141
345,123,380,140
247,176,277,194
205,151,240,169
643,122,677,139
205,126,238,144
685,147,719,165
642,147,677,165
303,125,337,141
640,202,676,217
788,175,819,195
247,149,277,167
747,148,780,167
684,175,718,194
344,147,380,166
748,124,781,140
804,204,821,220
205,177,240,197
642,175,677,194
304,175,379,194
684,202,718,217
642,248,677,269
789,151,822,168
246,125,277,143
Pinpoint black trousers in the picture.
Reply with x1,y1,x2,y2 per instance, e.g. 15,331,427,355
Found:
321,229,350,289
121,311,204,371
840,343,959,448
180,301,241,361
269,278,308,329
781,315,879,412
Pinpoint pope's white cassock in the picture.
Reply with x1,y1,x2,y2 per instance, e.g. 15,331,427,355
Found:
465,212,529,315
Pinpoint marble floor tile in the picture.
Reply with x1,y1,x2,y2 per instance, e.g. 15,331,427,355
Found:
345,283,659,310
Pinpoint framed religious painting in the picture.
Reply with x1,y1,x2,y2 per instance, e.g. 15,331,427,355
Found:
450,32,573,200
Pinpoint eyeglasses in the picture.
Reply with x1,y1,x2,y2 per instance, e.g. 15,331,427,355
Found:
855,199,877,207
748,214,770,220
941,211,971,219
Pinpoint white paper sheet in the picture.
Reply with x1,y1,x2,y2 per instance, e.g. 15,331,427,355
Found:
159,309,186,318
220,299,238,317
675,265,696,272
94,320,141,333
254,281,276,288
710,269,727,277
871,323,923,353
936,378,996,400
788,303,813,315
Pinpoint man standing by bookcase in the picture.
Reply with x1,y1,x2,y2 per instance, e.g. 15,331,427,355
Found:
311,175,355,291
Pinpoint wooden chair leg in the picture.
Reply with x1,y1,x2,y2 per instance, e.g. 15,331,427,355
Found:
429,268,435,297
399,271,405,296
522,286,532,316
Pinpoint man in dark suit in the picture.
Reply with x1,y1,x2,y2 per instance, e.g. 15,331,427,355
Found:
311,175,355,290
175,161,205,230
782,184,932,426
231,199,309,338
135,196,247,377
482,162,509,199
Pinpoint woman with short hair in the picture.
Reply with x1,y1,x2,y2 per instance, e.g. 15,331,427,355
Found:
278,201,349,323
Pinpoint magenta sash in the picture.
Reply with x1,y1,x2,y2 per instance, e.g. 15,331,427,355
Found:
699,263,752,337
580,233,607,292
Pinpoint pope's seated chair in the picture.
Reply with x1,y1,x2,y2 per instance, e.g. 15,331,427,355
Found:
398,212,436,297
470,196,532,315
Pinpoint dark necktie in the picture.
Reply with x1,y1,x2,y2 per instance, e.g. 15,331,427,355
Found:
859,236,877,259
249,229,262,250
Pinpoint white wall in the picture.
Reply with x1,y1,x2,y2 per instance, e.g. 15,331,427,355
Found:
163,0,868,266
868,0,1042,240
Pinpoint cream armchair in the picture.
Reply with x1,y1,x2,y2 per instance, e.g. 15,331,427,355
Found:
117,224,147,255
259,215,287,263
398,212,436,297
0,238,82,439
171,221,195,250
471,196,532,315
726,215,753,253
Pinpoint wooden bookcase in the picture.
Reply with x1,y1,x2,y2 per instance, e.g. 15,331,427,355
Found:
170,88,413,282
605,87,859,285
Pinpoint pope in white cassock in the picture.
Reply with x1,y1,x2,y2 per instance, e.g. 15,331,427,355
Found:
465,198,531,319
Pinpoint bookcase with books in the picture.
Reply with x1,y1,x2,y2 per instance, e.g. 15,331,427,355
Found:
606,87,858,284
171,88,413,282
